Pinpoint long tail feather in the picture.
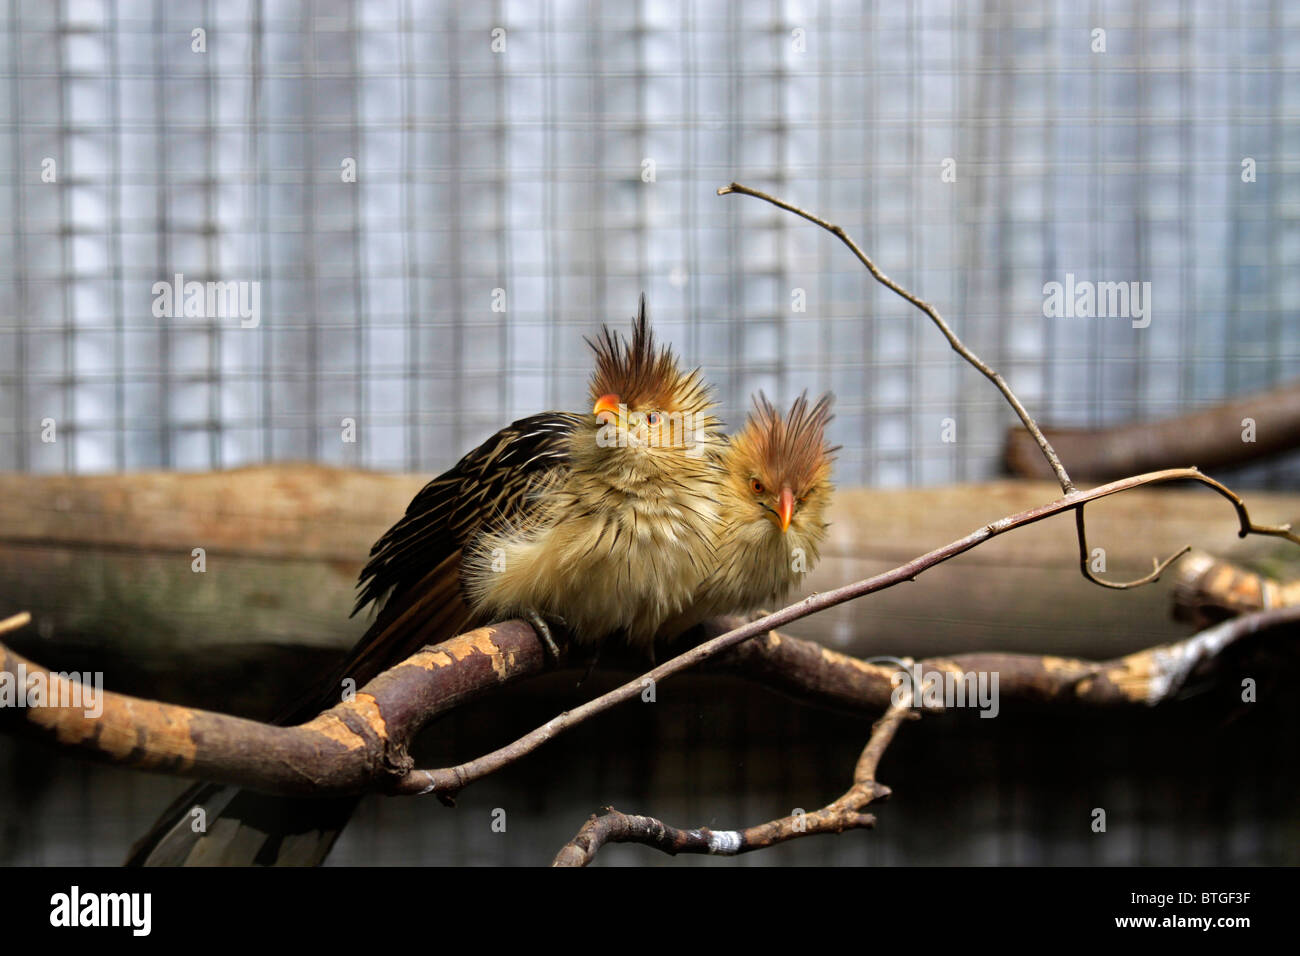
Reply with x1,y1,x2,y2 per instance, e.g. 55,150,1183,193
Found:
126,558,474,866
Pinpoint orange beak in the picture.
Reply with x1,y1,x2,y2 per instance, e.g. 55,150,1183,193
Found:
777,486,795,533
593,393,620,424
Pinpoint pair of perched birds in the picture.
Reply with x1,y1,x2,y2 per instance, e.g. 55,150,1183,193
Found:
130,297,836,866
350,295,837,671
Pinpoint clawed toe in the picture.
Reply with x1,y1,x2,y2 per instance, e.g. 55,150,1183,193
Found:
523,609,565,659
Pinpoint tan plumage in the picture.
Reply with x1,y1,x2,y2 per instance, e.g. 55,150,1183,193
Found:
662,391,836,636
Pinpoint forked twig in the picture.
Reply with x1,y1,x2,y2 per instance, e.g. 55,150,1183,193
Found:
552,687,917,865
714,182,1296,587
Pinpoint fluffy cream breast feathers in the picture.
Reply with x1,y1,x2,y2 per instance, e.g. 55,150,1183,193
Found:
463,300,724,648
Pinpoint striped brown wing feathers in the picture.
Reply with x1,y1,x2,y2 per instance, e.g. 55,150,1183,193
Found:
352,411,582,616
289,410,580,722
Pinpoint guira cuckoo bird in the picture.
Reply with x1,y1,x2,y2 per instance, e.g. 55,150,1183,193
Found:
127,296,726,866
661,391,836,637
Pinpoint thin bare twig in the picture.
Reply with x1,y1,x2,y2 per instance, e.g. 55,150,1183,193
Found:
714,181,1297,590
717,181,1076,494
552,690,917,865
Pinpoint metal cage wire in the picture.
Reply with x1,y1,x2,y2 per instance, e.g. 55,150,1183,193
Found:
1,0,1297,488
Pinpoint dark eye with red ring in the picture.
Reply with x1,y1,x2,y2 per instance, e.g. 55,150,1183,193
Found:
646,411,661,425
750,478,764,495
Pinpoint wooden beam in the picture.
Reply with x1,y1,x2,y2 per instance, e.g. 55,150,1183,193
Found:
0,466,1295,667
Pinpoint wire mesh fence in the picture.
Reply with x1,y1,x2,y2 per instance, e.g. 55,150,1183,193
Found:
1,0,1296,488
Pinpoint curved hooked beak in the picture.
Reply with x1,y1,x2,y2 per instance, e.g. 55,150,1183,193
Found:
593,393,621,425
777,486,795,533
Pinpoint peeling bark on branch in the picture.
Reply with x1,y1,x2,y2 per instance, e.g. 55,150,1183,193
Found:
1172,548,1300,628
2,605,1295,805
0,615,548,797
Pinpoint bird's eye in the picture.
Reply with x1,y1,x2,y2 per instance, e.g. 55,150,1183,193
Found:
646,411,661,426
750,478,764,495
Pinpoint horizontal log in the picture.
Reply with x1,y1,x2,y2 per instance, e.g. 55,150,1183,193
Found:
1004,380,1300,480
0,466,1295,671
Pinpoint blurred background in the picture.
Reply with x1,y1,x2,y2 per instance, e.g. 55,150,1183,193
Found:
1,0,1298,866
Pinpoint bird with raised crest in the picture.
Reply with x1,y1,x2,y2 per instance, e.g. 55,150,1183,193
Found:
127,295,726,866
658,391,836,641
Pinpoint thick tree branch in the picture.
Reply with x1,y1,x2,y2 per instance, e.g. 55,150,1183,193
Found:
0,614,548,796
1172,548,1300,628
3,603,1296,802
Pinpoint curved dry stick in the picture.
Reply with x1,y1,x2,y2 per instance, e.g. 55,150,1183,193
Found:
391,467,1297,796
715,182,1297,588
552,691,915,865
1072,465,1300,587
718,181,1075,494
1075,510,1192,590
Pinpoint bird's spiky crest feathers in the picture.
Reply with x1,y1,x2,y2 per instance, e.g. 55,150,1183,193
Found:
732,390,836,494
586,295,713,415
